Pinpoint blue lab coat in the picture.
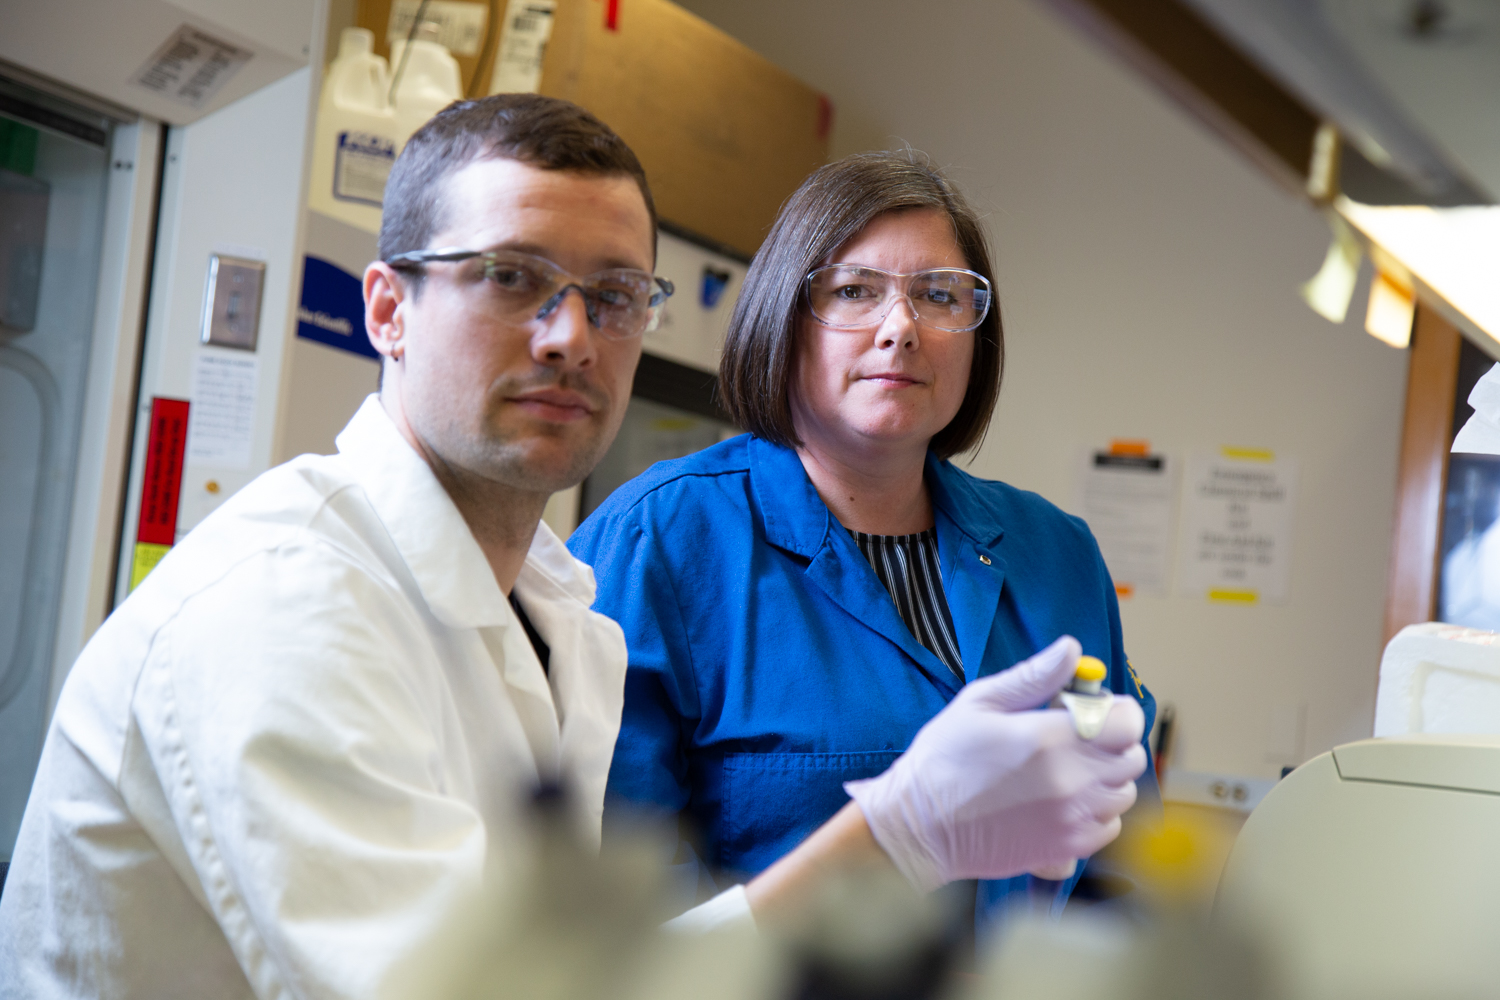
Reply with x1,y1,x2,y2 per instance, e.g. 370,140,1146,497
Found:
569,434,1156,929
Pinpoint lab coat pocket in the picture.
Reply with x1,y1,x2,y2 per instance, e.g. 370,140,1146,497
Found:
719,750,900,877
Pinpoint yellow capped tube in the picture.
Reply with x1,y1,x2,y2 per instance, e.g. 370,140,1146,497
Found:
1057,655,1113,740
1071,656,1107,695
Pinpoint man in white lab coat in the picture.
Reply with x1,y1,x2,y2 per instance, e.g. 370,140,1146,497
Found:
0,94,1145,999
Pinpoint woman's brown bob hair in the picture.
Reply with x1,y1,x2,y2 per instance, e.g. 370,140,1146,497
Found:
717,151,1003,460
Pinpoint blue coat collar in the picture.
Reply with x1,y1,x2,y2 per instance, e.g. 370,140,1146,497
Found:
923,450,1006,548
747,437,1009,693
748,436,832,559
747,435,1006,555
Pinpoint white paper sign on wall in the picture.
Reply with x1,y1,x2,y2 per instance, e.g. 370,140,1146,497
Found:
186,352,258,470
1177,448,1297,604
1075,446,1176,599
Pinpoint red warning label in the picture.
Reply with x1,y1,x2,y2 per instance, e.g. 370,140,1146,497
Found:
137,397,191,547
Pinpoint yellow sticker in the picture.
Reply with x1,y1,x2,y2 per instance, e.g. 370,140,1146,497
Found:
1219,446,1275,462
1208,588,1259,604
130,542,172,592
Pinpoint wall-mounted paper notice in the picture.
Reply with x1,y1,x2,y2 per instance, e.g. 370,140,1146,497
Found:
1076,449,1175,598
186,352,258,469
1178,449,1297,604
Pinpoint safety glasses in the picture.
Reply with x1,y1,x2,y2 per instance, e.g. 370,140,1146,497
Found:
387,247,675,340
805,264,992,333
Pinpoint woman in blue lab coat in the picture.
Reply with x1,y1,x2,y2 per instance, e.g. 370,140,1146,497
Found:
568,151,1156,932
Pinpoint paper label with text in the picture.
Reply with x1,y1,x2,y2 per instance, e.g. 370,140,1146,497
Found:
187,353,258,469
131,25,252,108
1177,451,1296,603
1077,451,1176,598
490,0,557,94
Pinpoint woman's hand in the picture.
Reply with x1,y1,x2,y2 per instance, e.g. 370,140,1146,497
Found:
843,636,1146,892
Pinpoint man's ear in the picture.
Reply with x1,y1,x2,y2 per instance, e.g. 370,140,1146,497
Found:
364,262,408,363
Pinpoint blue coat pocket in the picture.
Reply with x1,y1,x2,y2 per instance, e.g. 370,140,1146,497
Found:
718,751,901,877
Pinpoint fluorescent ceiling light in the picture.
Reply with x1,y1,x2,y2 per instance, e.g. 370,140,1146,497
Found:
1337,197,1500,342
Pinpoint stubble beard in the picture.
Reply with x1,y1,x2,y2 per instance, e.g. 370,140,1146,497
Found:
464,374,620,495
470,420,608,494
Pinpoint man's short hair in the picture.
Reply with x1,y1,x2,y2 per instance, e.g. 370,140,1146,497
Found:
378,93,658,277
717,151,1004,460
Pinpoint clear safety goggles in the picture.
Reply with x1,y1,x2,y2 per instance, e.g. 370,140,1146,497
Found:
805,264,992,333
387,247,675,340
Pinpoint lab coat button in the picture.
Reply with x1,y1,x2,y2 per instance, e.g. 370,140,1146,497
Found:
978,554,992,565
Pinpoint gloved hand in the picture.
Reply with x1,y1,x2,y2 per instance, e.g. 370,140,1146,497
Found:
844,636,1146,892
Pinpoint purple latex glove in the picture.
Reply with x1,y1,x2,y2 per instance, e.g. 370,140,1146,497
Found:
844,636,1146,892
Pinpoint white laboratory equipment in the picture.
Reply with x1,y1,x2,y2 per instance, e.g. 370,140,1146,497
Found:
1217,627,1500,999
0,84,117,853
1373,622,1500,737
1216,734,1500,1000
0,4,319,865
0,0,313,129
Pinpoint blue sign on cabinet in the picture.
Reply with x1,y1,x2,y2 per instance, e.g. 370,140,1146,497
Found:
296,255,377,359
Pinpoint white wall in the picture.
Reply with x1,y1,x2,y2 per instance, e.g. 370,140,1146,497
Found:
676,0,1409,780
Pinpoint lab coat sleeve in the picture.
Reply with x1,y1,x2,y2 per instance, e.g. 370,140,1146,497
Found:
131,539,490,1000
661,885,755,934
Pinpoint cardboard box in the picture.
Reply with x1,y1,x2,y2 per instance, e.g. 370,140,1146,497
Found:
358,0,830,256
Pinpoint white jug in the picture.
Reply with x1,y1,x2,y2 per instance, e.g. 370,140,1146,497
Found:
308,27,399,234
389,36,463,144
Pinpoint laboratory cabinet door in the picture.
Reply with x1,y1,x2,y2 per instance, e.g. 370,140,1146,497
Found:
0,76,157,859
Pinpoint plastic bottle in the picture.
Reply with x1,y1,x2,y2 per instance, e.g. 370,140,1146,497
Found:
389,28,463,146
308,27,398,234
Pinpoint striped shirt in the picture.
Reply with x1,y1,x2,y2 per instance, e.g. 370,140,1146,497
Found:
849,527,964,680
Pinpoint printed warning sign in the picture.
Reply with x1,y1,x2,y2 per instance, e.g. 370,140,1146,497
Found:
132,397,190,590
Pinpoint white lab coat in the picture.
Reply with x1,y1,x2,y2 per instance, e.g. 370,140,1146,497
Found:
0,397,636,999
